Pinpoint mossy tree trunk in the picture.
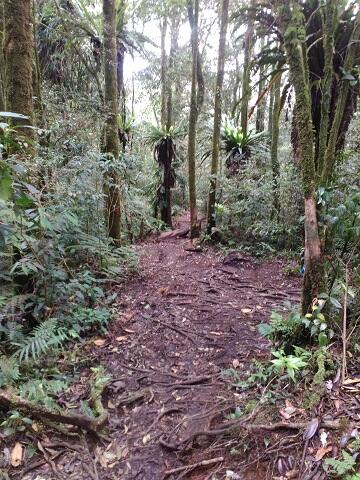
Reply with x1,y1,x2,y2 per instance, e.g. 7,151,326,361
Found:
103,0,121,242
187,0,200,238
0,0,5,111
166,13,180,131
207,0,229,235
240,24,253,135
255,37,266,133
277,2,325,313
267,82,274,138
270,70,282,217
160,16,167,128
320,11,360,185
4,0,34,134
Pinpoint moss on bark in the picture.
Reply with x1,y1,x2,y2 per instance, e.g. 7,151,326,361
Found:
207,0,229,234
103,0,121,242
4,0,34,132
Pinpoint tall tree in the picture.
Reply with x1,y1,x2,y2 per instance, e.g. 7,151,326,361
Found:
240,24,253,135
4,0,33,131
187,0,200,237
160,16,168,127
0,0,5,111
103,0,121,242
270,70,282,216
275,1,360,312
255,37,266,133
166,13,180,130
207,0,229,234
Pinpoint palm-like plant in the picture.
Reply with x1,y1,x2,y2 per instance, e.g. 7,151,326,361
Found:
145,125,186,227
222,124,268,174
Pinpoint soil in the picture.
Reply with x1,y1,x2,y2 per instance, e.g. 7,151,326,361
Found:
15,214,302,480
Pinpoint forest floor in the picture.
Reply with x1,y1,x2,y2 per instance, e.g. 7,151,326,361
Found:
18,213,303,480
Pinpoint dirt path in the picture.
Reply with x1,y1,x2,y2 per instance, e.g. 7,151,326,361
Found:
19,215,301,480
93,215,300,479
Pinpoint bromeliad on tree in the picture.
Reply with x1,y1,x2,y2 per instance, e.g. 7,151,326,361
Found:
146,125,185,229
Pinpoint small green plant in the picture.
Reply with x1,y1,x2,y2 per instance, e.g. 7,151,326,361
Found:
257,310,303,348
67,306,110,337
271,349,308,381
325,450,357,478
302,303,333,347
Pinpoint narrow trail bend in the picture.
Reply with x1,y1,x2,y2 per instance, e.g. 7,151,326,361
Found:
91,214,301,479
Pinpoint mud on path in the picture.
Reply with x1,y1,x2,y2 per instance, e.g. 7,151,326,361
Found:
19,215,301,480
93,215,301,480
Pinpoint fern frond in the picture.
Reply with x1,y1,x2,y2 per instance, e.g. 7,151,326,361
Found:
0,356,20,387
13,318,66,362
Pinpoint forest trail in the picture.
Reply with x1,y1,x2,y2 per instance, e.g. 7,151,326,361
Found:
88,213,301,480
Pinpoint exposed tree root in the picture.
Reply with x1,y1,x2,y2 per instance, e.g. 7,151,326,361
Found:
0,390,108,434
164,456,224,477
159,418,343,451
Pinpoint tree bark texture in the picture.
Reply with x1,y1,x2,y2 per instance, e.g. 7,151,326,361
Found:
4,0,34,131
207,0,229,234
103,0,121,242
187,0,200,238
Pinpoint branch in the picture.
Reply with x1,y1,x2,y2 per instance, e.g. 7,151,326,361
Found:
0,390,107,434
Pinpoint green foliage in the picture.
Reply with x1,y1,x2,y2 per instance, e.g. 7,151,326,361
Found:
0,356,20,387
325,451,357,477
222,124,268,159
257,310,303,348
145,124,186,147
13,318,67,362
67,306,110,337
271,349,308,381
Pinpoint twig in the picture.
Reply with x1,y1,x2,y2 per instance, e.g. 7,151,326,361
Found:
153,318,196,344
164,457,224,477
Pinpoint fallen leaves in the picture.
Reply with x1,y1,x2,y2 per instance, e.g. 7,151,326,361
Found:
241,308,252,314
315,445,332,461
10,443,24,467
303,418,319,440
279,400,304,420
93,338,106,347
95,441,126,469
232,359,240,369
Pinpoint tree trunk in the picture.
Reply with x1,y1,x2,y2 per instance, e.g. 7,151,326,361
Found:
103,0,121,242
255,37,266,133
277,2,325,313
240,24,253,135
32,0,45,127
267,82,274,138
0,0,5,111
160,17,167,128
4,0,33,133
320,12,360,185
187,0,200,238
207,0,229,235
270,71,282,216
166,14,180,131
317,0,336,177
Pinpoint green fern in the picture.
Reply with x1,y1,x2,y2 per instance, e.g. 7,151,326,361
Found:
0,356,20,387
13,318,67,362
325,451,356,476
0,321,25,345
17,378,68,409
